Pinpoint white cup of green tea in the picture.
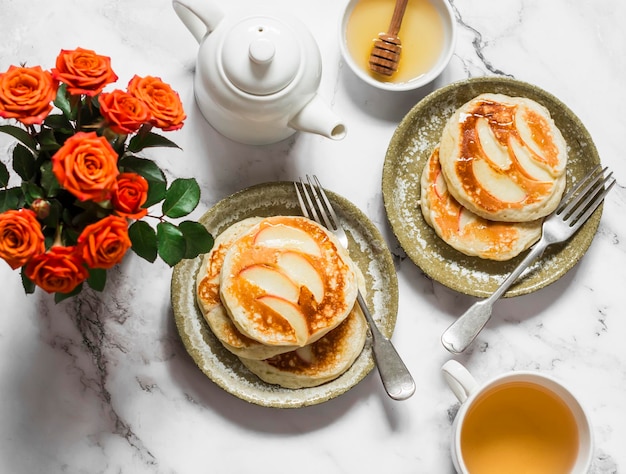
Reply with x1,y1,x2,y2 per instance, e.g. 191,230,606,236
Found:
442,360,593,474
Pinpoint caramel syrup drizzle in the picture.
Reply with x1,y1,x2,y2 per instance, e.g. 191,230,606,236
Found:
456,99,561,212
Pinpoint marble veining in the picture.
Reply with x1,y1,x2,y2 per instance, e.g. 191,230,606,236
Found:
0,0,624,473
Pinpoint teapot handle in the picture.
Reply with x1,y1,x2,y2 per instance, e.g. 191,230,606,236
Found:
172,0,224,43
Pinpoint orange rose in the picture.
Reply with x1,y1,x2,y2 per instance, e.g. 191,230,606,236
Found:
112,172,149,219
0,65,58,125
127,75,186,131
52,47,118,97
0,209,46,269
25,246,88,294
99,89,151,134
52,131,119,202
77,215,131,269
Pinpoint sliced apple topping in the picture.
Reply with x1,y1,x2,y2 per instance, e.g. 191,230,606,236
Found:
277,251,324,303
295,345,314,364
510,138,552,182
239,265,299,303
473,158,527,203
254,223,321,256
515,106,564,170
258,296,308,345
434,168,448,199
458,207,477,233
476,116,511,170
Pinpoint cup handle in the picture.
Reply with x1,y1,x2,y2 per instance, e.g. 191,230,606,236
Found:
442,360,479,403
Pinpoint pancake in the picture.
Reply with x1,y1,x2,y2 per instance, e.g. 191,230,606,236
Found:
238,301,368,389
196,217,262,316
438,93,567,222
421,147,542,261
220,216,359,347
203,306,299,359
196,217,301,360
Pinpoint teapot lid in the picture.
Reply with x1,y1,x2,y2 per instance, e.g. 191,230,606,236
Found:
221,16,301,96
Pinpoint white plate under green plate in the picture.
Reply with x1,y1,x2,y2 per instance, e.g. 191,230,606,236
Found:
382,76,603,298
171,182,398,408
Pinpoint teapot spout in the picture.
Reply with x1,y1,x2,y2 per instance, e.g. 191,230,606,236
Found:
288,95,347,141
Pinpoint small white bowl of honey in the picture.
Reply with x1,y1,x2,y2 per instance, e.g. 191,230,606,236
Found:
339,0,457,91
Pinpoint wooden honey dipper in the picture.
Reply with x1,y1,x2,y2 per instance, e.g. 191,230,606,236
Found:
368,0,410,76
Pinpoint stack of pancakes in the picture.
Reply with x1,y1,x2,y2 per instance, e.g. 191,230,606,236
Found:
195,215,367,389
420,93,568,260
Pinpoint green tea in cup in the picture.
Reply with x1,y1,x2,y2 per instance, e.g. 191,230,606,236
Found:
461,381,579,473
442,360,593,474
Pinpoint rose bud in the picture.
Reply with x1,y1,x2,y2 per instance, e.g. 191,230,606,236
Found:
31,198,51,220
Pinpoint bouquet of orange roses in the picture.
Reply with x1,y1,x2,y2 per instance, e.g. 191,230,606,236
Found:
0,47,213,302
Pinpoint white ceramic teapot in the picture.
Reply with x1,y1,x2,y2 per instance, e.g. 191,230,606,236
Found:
172,0,347,145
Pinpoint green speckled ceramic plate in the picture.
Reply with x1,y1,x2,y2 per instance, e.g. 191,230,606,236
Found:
171,182,398,408
382,76,602,298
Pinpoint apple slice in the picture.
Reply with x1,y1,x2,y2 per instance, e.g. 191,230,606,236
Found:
434,168,448,199
510,138,553,182
476,116,511,170
239,265,299,303
277,251,324,303
258,296,308,345
295,345,314,364
458,207,477,233
473,158,526,203
254,223,321,256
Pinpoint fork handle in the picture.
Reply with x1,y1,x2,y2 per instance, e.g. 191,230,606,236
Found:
441,237,549,354
357,292,416,400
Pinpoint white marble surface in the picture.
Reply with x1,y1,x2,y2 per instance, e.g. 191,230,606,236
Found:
0,0,625,473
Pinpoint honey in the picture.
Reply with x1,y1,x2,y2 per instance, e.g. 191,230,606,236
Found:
345,0,447,84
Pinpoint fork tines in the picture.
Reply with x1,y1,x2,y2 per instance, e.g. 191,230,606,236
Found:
558,165,616,228
294,175,339,231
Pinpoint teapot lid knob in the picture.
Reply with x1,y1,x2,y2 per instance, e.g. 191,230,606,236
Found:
249,38,275,64
221,16,301,96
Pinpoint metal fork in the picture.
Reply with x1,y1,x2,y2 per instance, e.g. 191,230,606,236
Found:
295,175,416,401
441,164,616,354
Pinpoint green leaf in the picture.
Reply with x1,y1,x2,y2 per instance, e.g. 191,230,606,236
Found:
118,156,164,182
144,180,167,208
129,220,158,262
156,221,185,266
55,283,83,303
38,128,61,152
128,132,180,153
0,187,23,212
21,182,44,205
87,267,107,292
54,83,76,121
162,178,200,218
12,144,37,180
118,156,167,207
44,114,74,134
40,161,61,197
179,221,214,259
0,161,9,187
0,124,37,151
21,267,36,294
